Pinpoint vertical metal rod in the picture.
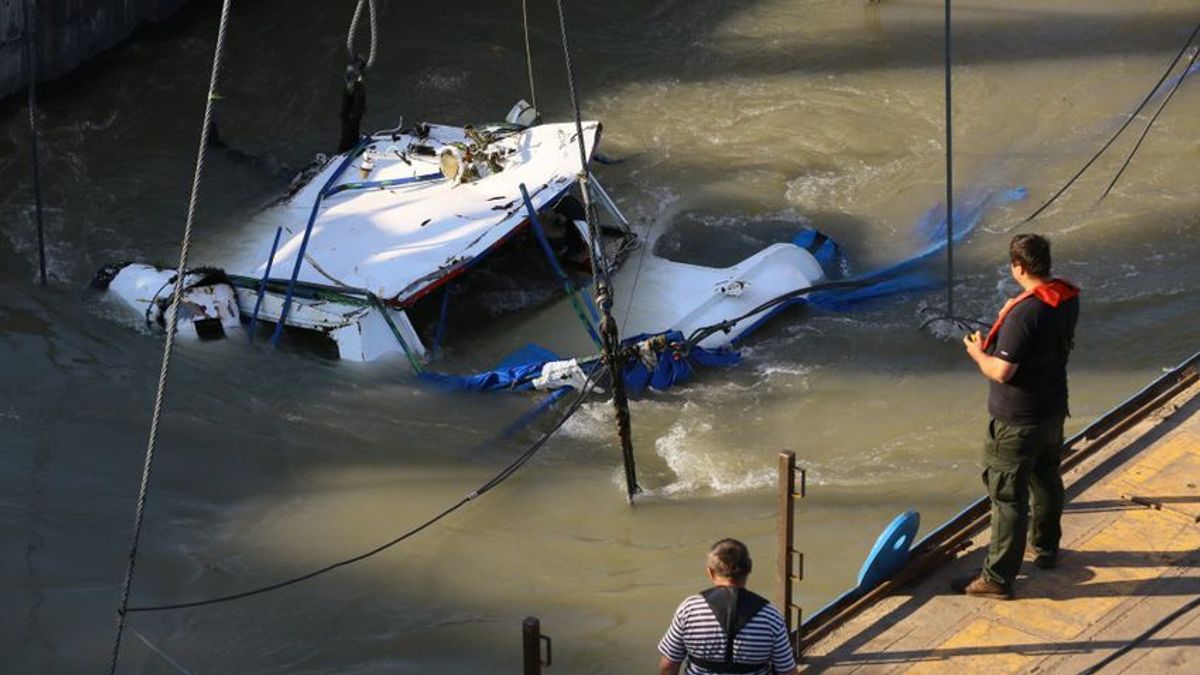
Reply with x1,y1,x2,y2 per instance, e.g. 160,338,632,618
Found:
248,226,282,340
25,0,46,286
944,0,954,318
777,451,796,634
522,616,542,675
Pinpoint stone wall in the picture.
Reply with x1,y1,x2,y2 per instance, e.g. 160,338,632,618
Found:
0,0,192,100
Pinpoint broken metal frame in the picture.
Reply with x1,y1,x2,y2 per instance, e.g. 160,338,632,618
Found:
795,347,1200,650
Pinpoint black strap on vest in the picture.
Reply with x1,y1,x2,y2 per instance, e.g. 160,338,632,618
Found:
687,586,770,674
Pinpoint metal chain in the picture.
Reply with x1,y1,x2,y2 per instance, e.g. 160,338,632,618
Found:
106,2,233,672
347,0,378,69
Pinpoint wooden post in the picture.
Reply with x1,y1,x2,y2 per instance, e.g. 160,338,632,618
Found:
777,451,806,659
523,616,551,674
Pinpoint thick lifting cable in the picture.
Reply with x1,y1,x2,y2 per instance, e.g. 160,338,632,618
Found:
1098,45,1200,201
522,0,538,110
917,0,977,334
943,0,955,321
346,0,377,69
24,0,46,286
553,0,639,502
1016,19,1200,228
106,2,234,673
124,367,606,613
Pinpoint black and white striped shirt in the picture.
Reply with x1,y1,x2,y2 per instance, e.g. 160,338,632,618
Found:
657,593,796,674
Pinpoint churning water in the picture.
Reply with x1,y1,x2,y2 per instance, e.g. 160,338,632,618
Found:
2,1,1199,672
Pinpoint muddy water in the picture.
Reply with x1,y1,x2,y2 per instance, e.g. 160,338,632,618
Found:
3,1,1199,672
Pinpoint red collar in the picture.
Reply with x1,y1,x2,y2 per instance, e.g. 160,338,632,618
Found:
982,278,1079,350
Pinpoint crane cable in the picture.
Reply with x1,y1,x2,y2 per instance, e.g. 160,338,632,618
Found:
522,0,538,110
24,0,47,286
346,0,378,69
106,1,234,673
1098,44,1200,201
1016,19,1200,228
122,366,606,614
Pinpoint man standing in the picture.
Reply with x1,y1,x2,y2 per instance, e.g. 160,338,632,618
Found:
657,539,798,675
960,234,1080,599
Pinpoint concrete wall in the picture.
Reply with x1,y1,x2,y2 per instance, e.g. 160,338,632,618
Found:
0,0,192,100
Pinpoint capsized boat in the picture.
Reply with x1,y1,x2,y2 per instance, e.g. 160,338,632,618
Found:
93,105,848,378
97,106,632,361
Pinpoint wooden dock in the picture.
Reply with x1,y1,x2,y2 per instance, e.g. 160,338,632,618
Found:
801,357,1200,673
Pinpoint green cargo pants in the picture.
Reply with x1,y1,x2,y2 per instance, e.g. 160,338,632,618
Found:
980,415,1066,588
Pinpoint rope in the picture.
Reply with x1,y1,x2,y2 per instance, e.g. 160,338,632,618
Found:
1076,595,1200,674
124,366,606,613
1017,19,1200,227
522,0,538,110
1098,45,1200,201
346,0,377,69
130,628,194,675
106,1,233,673
24,0,46,286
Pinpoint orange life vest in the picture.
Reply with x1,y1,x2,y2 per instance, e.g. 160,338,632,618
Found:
981,278,1080,351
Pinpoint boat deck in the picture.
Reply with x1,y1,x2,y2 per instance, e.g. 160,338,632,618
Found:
803,375,1200,673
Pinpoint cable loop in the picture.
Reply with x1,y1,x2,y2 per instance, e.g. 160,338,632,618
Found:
346,0,378,69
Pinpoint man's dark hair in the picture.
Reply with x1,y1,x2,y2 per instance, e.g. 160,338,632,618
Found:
1010,233,1052,278
707,538,753,581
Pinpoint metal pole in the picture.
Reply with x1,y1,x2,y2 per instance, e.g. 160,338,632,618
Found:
776,451,795,634
25,0,46,286
523,616,551,674
944,0,954,318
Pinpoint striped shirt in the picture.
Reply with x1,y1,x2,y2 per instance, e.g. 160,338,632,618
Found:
657,593,796,675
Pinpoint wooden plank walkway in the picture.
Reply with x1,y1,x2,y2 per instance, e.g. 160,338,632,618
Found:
803,378,1200,673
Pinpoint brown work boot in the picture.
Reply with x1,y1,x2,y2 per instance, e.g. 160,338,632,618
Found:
951,574,1013,600
1033,554,1057,570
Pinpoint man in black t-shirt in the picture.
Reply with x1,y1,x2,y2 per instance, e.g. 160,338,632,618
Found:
959,234,1079,599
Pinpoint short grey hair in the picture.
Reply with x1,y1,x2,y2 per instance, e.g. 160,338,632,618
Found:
707,538,752,581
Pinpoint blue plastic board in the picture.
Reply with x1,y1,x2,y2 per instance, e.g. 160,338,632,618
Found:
856,510,920,591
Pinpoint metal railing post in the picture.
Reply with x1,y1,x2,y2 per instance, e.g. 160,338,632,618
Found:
523,616,551,674
777,451,806,660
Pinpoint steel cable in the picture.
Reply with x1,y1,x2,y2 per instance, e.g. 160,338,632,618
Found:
24,0,46,286
347,0,378,69
1098,45,1200,201
124,367,606,614
1016,19,1200,227
106,1,234,673
522,0,538,110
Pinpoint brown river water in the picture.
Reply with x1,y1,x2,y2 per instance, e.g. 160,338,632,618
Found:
2,1,1199,672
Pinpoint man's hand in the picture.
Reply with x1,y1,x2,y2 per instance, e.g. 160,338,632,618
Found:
963,330,1018,383
963,330,984,359
658,656,682,675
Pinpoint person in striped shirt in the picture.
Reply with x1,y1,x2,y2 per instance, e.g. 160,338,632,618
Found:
657,539,799,675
